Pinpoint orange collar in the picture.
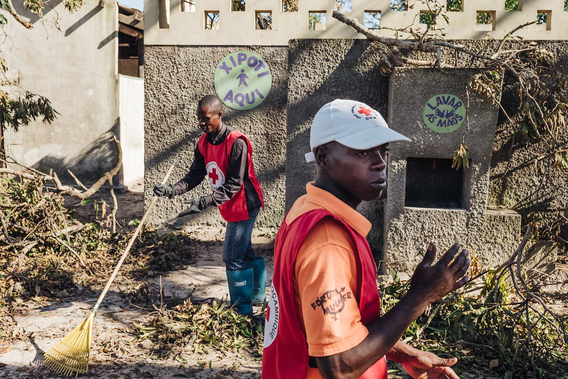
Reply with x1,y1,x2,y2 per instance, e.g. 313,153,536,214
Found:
302,182,372,237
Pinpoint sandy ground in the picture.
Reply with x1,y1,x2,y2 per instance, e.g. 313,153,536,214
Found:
0,186,545,379
0,227,272,379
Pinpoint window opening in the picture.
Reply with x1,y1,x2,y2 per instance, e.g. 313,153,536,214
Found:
232,0,245,12
282,0,298,12
363,11,381,30
505,0,521,11
419,11,435,26
181,0,195,12
256,11,272,30
205,11,220,30
476,11,495,31
308,11,326,30
334,0,352,12
390,0,407,12
405,158,466,209
159,0,170,29
447,0,462,12
537,10,552,30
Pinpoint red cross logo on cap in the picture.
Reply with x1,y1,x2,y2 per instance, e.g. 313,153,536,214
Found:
208,168,220,185
358,106,372,117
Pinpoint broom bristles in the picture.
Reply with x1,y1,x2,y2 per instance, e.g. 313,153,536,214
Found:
43,313,94,377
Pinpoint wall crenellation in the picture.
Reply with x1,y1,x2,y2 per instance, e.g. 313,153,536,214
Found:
146,0,568,46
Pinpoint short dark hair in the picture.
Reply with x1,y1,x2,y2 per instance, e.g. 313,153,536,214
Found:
198,94,223,113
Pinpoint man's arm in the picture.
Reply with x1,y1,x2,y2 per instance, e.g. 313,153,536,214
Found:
202,137,248,207
315,243,469,379
172,146,207,196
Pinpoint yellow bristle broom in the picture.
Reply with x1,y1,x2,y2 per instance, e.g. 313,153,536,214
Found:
43,160,177,376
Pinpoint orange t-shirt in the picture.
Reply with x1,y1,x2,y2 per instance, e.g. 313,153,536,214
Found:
286,183,373,379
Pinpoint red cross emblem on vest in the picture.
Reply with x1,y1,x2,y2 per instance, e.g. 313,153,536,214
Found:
206,161,225,190
358,106,372,116
209,168,220,185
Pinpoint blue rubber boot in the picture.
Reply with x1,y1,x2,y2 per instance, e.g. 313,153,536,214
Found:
245,258,267,304
226,268,254,316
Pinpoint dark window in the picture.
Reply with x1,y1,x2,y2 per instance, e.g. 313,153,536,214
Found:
405,158,466,209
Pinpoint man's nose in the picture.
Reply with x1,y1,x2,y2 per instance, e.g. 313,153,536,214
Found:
371,152,387,170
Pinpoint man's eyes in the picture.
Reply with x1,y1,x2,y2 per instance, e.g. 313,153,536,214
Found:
356,151,370,157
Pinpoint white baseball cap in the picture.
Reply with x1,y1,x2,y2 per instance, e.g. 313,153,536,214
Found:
305,99,411,162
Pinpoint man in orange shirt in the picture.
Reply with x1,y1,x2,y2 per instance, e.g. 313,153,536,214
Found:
262,99,470,379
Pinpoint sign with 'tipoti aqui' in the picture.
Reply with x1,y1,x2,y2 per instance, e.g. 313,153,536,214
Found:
215,51,272,111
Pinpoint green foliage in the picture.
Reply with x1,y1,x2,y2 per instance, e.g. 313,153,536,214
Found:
505,0,520,11
419,12,436,27
0,91,58,133
476,11,493,25
380,270,568,378
446,0,462,12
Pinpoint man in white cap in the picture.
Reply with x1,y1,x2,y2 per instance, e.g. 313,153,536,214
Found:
262,99,469,379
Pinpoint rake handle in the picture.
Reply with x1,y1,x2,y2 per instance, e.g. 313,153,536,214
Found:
92,160,177,314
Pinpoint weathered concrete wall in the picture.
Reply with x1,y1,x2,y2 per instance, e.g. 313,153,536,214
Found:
384,68,522,272
144,46,288,228
286,39,391,256
2,2,120,185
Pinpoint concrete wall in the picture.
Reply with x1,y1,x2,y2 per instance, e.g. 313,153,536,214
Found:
384,68,521,272
144,46,288,228
2,2,120,184
119,75,145,188
145,0,568,46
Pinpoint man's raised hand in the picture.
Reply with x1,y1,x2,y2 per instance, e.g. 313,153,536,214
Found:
408,243,470,306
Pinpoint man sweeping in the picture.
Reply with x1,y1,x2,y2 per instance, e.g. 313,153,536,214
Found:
154,94,265,316
262,99,470,379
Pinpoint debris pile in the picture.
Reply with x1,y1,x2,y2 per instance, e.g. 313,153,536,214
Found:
135,299,264,357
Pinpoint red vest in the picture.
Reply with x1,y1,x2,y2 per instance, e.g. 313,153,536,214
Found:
197,130,264,223
262,209,388,379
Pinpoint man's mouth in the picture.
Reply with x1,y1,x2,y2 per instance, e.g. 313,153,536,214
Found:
370,178,387,189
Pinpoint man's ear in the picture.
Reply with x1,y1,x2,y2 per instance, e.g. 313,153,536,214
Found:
314,145,328,170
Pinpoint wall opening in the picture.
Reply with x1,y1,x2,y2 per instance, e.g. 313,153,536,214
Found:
181,0,195,12
447,0,463,12
537,10,552,31
232,0,245,12
364,11,381,30
256,11,272,30
308,11,326,30
419,11,435,26
159,0,170,29
335,0,352,12
405,158,466,209
282,0,298,12
505,0,522,11
390,0,407,12
476,11,495,31
205,11,220,30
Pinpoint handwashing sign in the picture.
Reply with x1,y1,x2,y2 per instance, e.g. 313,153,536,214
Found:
215,51,272,110
423,94,466,133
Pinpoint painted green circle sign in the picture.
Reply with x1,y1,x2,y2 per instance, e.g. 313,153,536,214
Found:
214,51,272,111
423,94,466,133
